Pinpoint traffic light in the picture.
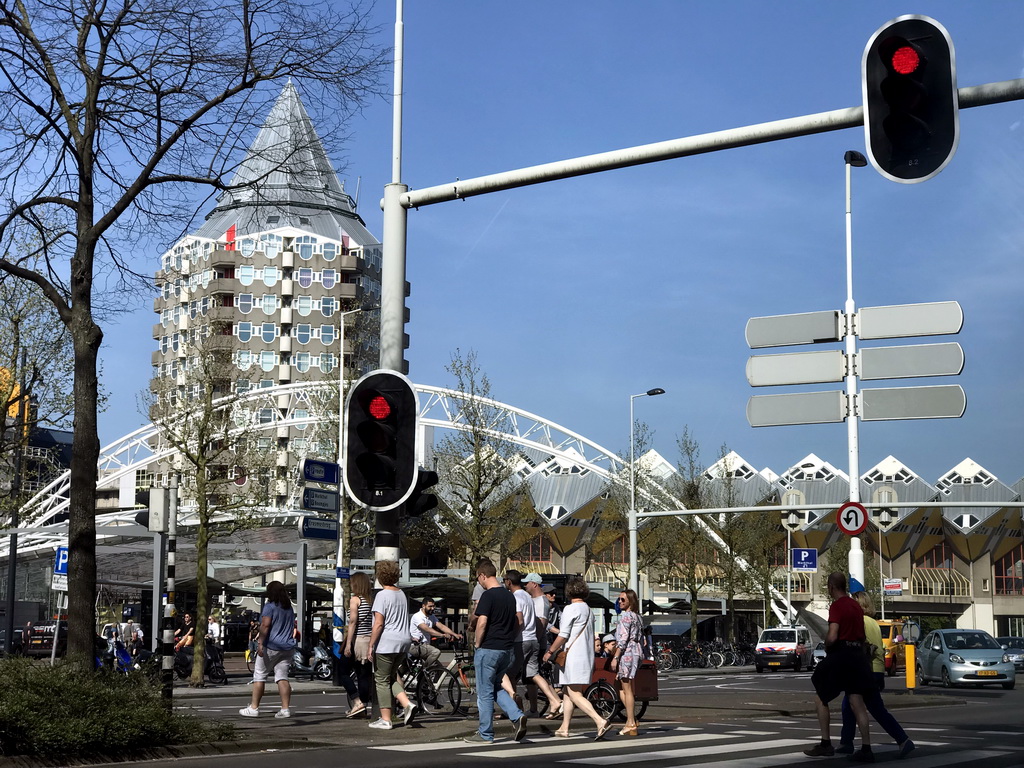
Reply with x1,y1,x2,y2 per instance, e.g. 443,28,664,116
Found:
404,469,439,518
862,15,958,183
343,369,418,511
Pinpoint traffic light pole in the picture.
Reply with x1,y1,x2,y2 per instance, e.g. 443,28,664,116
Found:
844,153,865,593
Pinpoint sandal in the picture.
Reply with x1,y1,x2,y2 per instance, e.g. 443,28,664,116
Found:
553,730,572,738
543,706,563,720
595,719,613,741
345,703,367,719
619,726,638,737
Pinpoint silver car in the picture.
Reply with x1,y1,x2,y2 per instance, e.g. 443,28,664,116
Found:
916,629,1015,690
995,636,1024,673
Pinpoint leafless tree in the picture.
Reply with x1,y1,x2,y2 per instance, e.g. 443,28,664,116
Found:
0,0,386,663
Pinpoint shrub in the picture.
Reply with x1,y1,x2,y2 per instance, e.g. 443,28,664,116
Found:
0,656,233,758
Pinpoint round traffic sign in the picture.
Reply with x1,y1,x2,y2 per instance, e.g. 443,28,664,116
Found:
836,501,868,536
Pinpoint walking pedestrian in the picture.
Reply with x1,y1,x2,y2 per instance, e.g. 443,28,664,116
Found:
837,591,915,760
464,561,527,745
367,560,417,730
804,572,874,761
522,573,562,716
542,576,613,740
611,588,644,737
341,570,374,718
239,581,297,718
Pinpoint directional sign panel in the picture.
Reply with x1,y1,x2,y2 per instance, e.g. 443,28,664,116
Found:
298,516,339,541
859,342,964,381
837,501,869,535
301,487,341,514
53,546,69,575
745,310,841,349
860,385,966,421
747,390,846,427
858,301,963,340
746,350,845,387
301,458,340,486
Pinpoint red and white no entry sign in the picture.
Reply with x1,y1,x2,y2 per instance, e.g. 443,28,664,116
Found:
836,501,868,536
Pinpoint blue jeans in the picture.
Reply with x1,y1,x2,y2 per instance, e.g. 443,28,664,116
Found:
474,647,524,741
840,672,908,746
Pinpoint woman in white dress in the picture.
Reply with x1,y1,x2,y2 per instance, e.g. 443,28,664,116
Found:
542,576,613,740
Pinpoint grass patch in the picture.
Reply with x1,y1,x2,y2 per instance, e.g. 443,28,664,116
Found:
0,656,233,758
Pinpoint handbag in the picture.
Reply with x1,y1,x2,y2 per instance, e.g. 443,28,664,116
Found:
553,607,588,666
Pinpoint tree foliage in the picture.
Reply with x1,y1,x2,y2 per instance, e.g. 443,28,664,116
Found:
0,0,386,661
433,349,528,580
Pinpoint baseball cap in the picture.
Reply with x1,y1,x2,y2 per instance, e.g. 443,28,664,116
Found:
541,584,556,594
523,573,544,585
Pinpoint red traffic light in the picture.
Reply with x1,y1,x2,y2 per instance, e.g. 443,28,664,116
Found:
891,46,920,75
368,395,392,420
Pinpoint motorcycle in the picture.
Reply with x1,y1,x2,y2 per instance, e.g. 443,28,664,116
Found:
174,641,228,684
291,639,332,681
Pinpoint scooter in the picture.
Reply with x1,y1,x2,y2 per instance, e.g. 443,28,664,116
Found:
174,642,228,684
291,639,332,680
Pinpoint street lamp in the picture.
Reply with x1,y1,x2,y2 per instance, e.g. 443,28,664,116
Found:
844,150,867,593
332,300,378,671
782,510,802,625
628,387,666,597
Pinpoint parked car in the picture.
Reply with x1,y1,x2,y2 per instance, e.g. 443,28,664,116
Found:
754,625,814,673
916,629,1015,689
22,622,68,658
995,636,1024,673
809,641,827,670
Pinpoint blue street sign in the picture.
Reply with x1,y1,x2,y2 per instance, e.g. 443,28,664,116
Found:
298,516,339,541
301,458,340,486
792,548,818,572
336,567,350,580
54,546,69,575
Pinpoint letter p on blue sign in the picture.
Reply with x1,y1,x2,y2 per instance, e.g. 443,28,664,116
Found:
792,548,818,572
54,546,69,575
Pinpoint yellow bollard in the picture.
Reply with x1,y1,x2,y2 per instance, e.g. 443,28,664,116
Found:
905,644,916,692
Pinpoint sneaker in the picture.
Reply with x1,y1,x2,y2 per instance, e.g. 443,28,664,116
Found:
512,715,527,742
403,703,418,727
898,740,916,759
835,743,855,754
274,708,291,719
463,733,494,744
368,718,393,730
238,706,259,717
803,742,835,757
851,747,875,763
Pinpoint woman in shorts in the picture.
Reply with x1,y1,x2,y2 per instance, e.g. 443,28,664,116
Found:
239,581,297,718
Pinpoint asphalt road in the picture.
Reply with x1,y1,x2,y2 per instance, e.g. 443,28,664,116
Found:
120,667,1024,768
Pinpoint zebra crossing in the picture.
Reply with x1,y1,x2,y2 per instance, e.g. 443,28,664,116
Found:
371,719,1023,767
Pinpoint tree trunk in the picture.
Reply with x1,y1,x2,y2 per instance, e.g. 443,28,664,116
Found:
66,258,102,668
191,500,210,687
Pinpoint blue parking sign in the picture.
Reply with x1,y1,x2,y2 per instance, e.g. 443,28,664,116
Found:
792,548,817,572
54,546,69,575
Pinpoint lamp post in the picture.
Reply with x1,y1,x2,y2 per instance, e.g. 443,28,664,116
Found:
628,387,665,597
782,511,802,625
844,150,868,592
332,301,378,673
878,508,893,620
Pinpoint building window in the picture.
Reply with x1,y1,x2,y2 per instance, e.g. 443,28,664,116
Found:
294,324,312,345
260,234,282,258
917,542,954,569
319,325,335,345
262,266,280,287
994,544,1024,595
259,323,277,343
322,243,336,261
294,352,311,373
320,353,335,373
296,296,313,317
236,322,253,343
297,268,313,289
296,235,316,260
516,533,552,562
321,269,336,289
235,350,254,370
240,238,256,257
294,408,309,429
259,350,276,372
593,536,627,564
321,296,336,317
238,264,255,286
260,294,278,315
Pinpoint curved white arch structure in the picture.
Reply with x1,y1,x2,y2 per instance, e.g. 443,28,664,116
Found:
6,380,789,620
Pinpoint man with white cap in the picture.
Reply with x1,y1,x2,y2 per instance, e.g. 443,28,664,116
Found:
523,573,563,716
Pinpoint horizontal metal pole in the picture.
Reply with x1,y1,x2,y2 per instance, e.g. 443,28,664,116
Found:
640,500,1024,518
400,79,1024,209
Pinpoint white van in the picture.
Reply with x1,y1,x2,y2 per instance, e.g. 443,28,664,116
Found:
754,625,813,673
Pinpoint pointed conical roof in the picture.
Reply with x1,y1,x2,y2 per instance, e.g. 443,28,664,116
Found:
195,83,377,244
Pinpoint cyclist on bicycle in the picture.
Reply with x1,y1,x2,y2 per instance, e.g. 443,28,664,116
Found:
409,598,462,673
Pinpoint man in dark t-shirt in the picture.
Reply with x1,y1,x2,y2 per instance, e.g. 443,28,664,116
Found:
466,562,526,744
804,572,874,760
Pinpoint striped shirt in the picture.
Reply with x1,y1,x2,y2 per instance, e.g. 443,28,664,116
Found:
355,596,372,636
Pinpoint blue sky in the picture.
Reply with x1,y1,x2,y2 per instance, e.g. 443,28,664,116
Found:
100,1,1024,487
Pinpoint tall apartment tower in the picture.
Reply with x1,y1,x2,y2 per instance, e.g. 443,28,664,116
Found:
150,83,381,508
